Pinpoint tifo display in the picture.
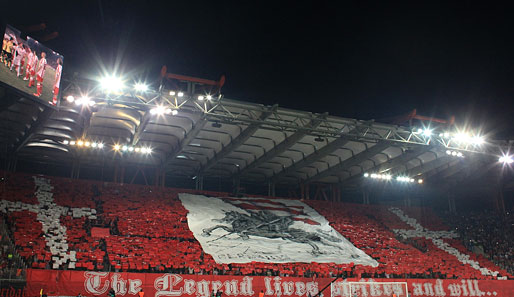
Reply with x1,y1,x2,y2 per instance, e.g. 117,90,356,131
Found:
0,171,513,297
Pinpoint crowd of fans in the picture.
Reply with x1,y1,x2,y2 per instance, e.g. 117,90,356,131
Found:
0,171,512,281
442,210,514,275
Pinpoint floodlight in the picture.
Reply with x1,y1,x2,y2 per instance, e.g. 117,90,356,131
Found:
85,141,91,147
134,83,148,92
363,173,369,178
453,132,471,143
396,176,402,181
66,95,75,103
114,144,120,151
446,150,452,155
499,155,514,164
206,95,212,100
198,95,204,101
417,128,423,133
98,143,104,149
150,106,166,115
128,147,134,152
451,151,457,156
384,174,392,180
77,140,84,147
91,142,98,148
122,145,128,151
418,179,423,184
75,96,92,106
135,147,140,152
443,132,450,138
178,92,184,97
63,140,69,145
165,108,172,115
100,75,124,92
370,173,377,178
457,152,463,157
422,129,432,137
410,178,415,182
472,136,484,145
171,109,178,115
70,141,76,146
169,91,176,96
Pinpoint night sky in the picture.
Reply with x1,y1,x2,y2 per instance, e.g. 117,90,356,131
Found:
4,1,514,138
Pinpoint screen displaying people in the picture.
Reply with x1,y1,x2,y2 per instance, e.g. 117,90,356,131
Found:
1,25,64,107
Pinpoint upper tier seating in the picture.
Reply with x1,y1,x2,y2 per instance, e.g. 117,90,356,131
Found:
0,171,511,279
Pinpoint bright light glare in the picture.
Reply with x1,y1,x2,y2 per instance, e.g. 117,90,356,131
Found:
75,96,94,106
171,109,178,115
100,76,124,92
453,132,471,143
128,147,134,152
206,95,212,100
472,136,484,145
66,95,74,103
122,145,128,151
85,141,91,147
135,147,140,152
422,129,432,137
91,142,98,148
113,144,120,151
169,91,176,96
446,150,452,155
178,92,184,97
98,143,104,149
134,83,148,92
63,140,69,145
77,140,84,147
418,179,423,184
363,173,369,178
198,95,204,101
499,155,514,164
70,141,76,146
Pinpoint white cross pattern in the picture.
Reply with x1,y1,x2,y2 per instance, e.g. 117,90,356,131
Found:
0,176,97,268
389,207,499,278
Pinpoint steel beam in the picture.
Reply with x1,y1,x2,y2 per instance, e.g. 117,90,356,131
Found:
131,111,151,146
14,107,54,153
164,116,208,167
238,113,327,177
198,105,277,174
304,141,390,183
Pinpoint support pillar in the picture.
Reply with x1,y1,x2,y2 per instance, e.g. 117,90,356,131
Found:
268,181,275,197
232,176,240,195
362,188,370,205
195,175,204,190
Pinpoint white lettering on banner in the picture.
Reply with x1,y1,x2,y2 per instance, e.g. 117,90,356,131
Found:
224,280,239,296
306,281,319,296
112,273,128,295
197,280,211,297
184,280,196,295
240,277,255,296
435,280,446,297
212,281,223,293
84,271,110,295
283,281,294,296
128,279,142,295
154,274,183,297
295,282,306,296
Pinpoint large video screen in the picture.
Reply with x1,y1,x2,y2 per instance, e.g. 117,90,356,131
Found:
1,25,64,107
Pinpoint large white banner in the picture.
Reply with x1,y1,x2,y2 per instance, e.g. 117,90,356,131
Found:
179,194,378,266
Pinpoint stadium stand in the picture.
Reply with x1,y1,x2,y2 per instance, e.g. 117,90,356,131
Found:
0,171,512,281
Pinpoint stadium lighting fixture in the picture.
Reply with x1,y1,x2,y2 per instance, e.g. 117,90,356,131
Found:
169,91,176,96
456,152,463,157
363,173,369,178
150,106,169,115
98,143,104,149
417,128,423,133
122,145,128,152
100,75,124,92
198,95,204,101
66,95,74,103
91,142,98,148
171,109,178,115
128,147,134,152
113,144,120,151
77,140,84,147
446,150,452,155
471,135,484,145
70,141,76,146
178,92,184,97
410,178,415,182
451,151,457,156
135,147,140,152
206,95,212,100
85,141,91,147
134,83,148,92
63,140,69,145
418,179,423,184
499,155,514,164
422,129,432,137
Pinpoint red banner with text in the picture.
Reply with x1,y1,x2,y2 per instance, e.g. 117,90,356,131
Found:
26,269,514,297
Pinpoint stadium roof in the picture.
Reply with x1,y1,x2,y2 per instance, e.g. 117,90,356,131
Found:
0,79,507,190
